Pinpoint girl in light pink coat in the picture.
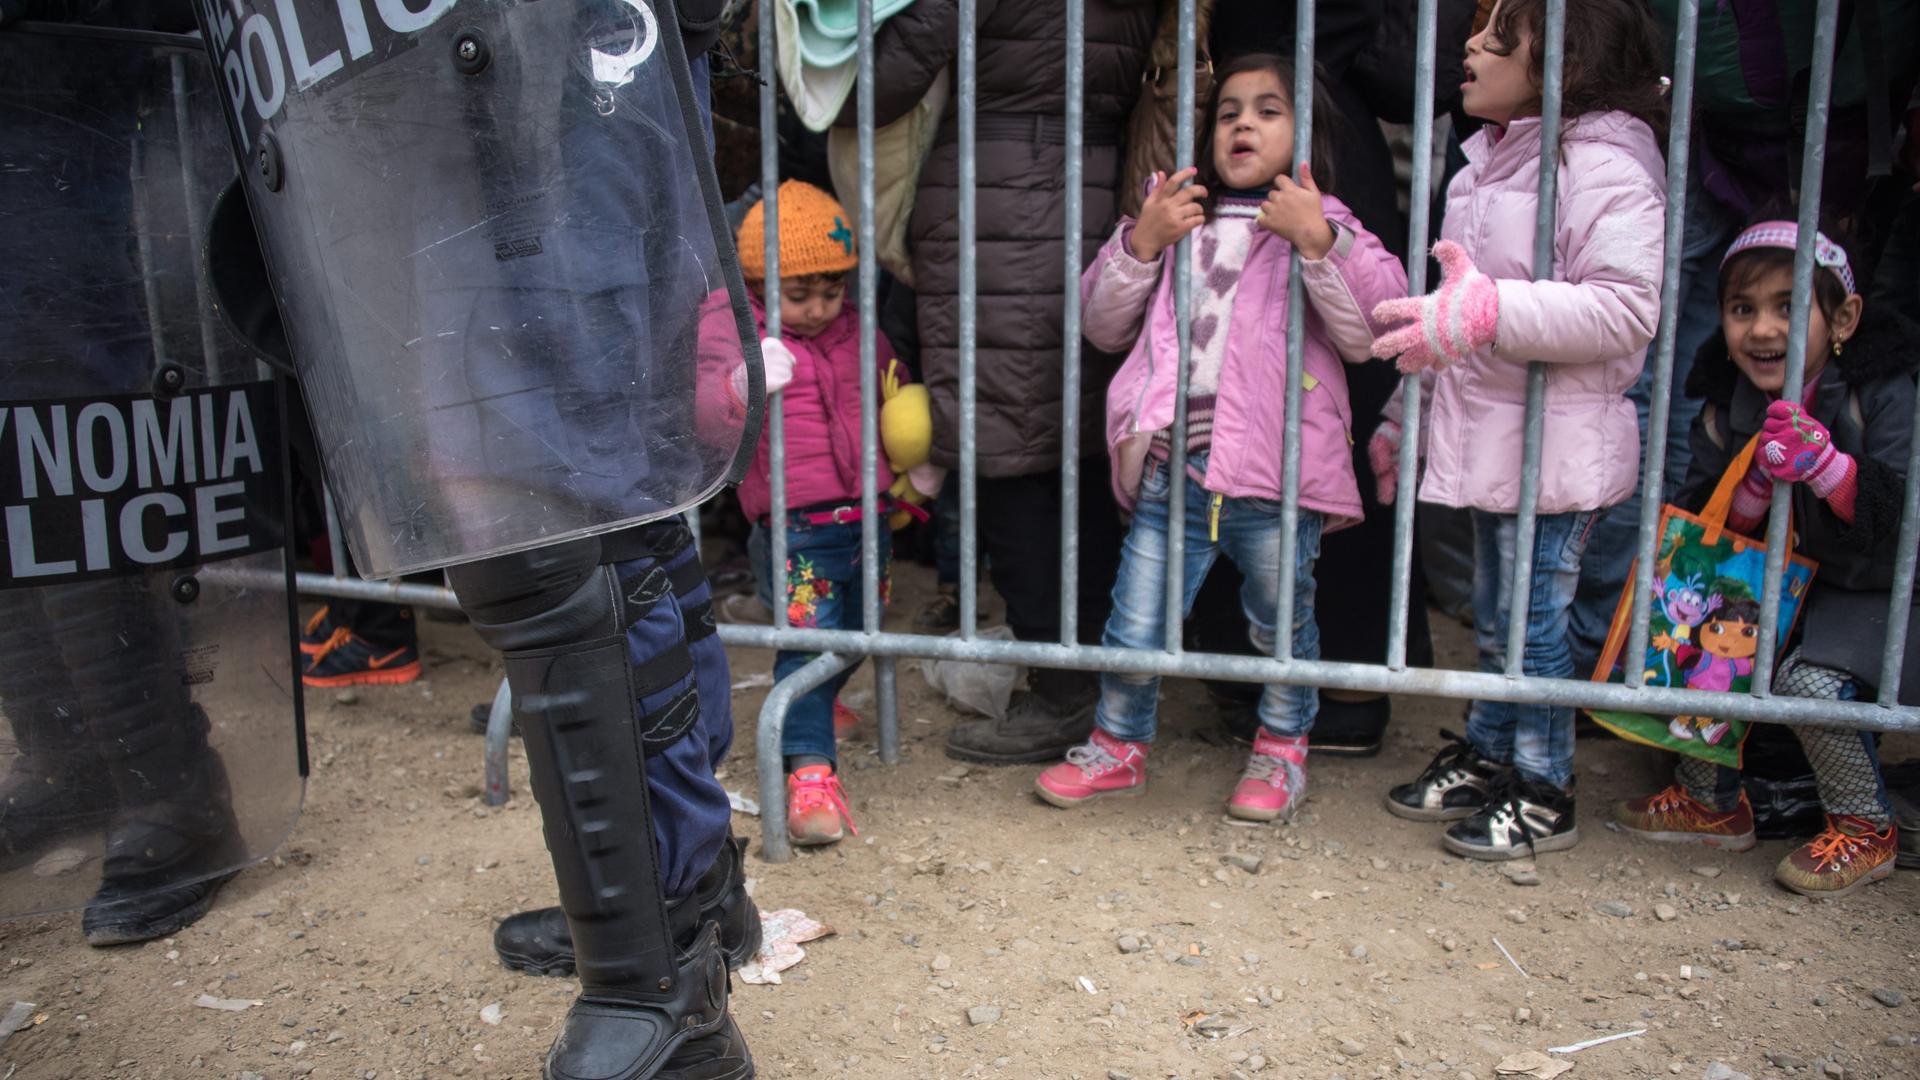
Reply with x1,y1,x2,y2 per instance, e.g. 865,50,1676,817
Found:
1031,54,1408,823
1369,0,1669,861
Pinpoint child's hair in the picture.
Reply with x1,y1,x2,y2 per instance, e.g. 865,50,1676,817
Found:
1195,52,1340,214
1482,0,1668,139
1713,598,1762,627
1717,204,1858,327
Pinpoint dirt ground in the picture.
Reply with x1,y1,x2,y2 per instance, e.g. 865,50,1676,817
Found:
1,560,1917,1080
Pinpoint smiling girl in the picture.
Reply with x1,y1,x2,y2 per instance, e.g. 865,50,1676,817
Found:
1367,0,1669,860
1613,218,1920,898
1030,54,1407,821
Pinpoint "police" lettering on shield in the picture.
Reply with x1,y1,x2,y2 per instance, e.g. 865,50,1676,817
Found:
0,384,285,588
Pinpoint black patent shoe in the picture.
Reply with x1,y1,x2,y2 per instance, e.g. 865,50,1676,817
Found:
1384,729,1508,822
1441,774,1578,861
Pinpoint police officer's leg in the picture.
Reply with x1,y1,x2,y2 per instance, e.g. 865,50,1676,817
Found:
449,523,751,1080
39,578,244,945
0,590,112,867
490,525,760,981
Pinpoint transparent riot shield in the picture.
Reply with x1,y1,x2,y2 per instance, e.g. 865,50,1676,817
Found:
0,25,305,918
196,0,764,578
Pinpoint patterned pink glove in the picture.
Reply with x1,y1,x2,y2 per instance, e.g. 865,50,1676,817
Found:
1369,240,1500,374
1760,400,1854,498
1368,422,1402,506
1728,460,1773,533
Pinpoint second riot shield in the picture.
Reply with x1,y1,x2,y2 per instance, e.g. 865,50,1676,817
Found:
0,23,306,920
196,0,765,578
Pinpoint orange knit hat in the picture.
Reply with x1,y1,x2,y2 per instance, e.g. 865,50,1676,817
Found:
736,179,860,281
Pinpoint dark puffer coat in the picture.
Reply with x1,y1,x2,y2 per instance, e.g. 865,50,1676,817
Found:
843,0,1157,477
1679,307,1920,704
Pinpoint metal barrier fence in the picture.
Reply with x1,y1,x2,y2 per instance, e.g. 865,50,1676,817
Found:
288,0,1920,862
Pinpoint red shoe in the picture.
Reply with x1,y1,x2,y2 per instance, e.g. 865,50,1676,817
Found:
1774,815,1897,898
1034,729,1147,808
833,701,861,739
1228,730,1308,822
787,765,858,847
1612,784,1757,851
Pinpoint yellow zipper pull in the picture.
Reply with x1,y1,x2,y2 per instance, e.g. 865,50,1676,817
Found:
1209,492,1223,543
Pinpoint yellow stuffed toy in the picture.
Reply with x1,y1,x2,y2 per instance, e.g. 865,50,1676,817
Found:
880,359,934,529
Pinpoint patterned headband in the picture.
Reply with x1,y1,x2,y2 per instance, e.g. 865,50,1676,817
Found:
1721,220,1857,296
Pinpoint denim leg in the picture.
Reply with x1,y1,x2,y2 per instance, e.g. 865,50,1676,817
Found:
762,522,870,764
1510,512,1594,787
1465,510,1517,765
1218,505,1323,738
1095,461,1219,743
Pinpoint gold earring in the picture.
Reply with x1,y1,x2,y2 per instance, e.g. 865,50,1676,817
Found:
1831,338,1844,357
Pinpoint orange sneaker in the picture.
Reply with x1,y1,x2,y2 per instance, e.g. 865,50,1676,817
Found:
1774,815,1897,898
1612,784,1757,851
787,765,858,847
302,627,422,688
833,701,861,739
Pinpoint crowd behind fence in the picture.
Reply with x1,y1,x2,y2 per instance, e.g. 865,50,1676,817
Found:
285,0,1920,861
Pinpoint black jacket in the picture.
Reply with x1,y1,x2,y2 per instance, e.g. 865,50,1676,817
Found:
1679,306,1920,701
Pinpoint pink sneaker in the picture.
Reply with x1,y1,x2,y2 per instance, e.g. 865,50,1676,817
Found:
1228,730,1307,822
787,765,858,846
1034,729,1148,808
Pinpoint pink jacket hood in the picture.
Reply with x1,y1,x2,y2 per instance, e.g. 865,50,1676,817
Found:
1083,194,1408,531
1390,111,1668,514
696,290,899,521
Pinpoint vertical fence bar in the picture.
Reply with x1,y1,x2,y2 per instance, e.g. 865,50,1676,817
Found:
1162,0,1197,654
1386,0,1438,670
858,0,880,635
1273,0,1316,662
1879,378,1920,703
1752,0,1840,695
323,486,348,579
759,5,788,631
1502,0,1565,676
1059,0,1085,648
876,655,901,762
958,0,980,641
1623,0,1700,686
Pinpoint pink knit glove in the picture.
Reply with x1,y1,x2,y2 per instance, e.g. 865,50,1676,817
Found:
730,336,795,408
1368,421,1402,505
1728,461,1773,533
1369,240,1500,374
1760,400,1854,498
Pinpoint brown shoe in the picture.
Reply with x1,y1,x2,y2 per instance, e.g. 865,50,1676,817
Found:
1774,815,1897,898
1612,784,1757,851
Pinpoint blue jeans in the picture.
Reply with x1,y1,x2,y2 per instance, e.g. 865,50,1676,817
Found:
1568,177,1739,674
750,515,891,763
1096,452,1324,744
1466,508,1598,789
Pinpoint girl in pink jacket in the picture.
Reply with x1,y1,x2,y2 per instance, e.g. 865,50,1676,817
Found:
1369,0,1669,860
697,181,937,848
1032,53,1408,822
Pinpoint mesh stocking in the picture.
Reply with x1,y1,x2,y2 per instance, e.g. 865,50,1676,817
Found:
1776,650,1890,825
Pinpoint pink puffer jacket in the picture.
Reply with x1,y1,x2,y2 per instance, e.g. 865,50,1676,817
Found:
695,291,899,521
1392,111,1668,514
1083,194,1408,531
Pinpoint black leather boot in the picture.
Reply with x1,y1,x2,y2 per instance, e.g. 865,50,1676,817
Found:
451,533,752,1080
495,831,763,976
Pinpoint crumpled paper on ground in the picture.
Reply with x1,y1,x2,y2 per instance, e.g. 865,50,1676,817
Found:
737,909,832,985
1495,1051,1574,1078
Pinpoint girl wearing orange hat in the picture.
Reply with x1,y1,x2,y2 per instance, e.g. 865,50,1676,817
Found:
697,179,942,847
